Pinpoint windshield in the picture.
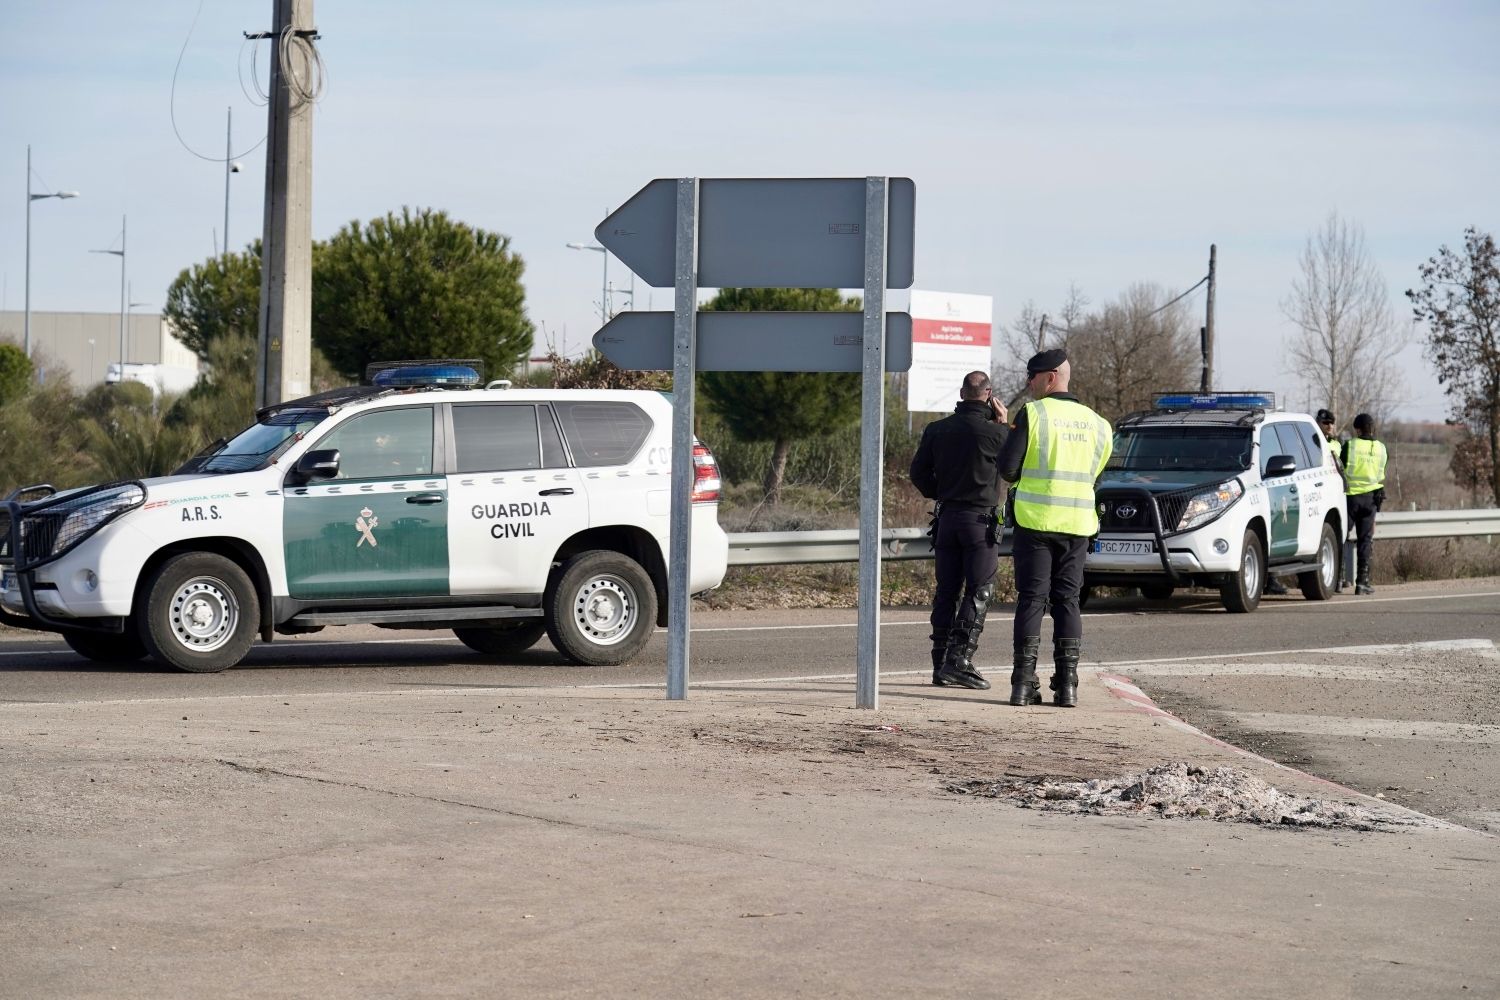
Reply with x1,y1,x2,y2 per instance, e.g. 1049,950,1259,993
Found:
199,409,328,473
1106,427,1253,474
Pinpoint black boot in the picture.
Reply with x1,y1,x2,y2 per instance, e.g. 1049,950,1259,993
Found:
930,628,950,686
1050,637,1081,708
1008,636,1042,706
936,581,995,690
1355,569,1374,596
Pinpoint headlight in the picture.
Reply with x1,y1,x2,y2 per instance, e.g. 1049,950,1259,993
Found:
1176,479,1242,532
43,485,146,560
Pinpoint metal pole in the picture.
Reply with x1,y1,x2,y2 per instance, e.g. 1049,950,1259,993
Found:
23,145,32,359
602,247,609,324
856,176,889,710
117,215,127,365
666,177,700,701
1203,243,1217,392
224,106,232,255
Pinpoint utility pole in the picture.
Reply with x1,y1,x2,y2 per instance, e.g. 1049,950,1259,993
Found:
1201,243,1217,392
255,0,318,409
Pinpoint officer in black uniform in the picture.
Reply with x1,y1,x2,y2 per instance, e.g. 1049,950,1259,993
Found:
909,370,1008,689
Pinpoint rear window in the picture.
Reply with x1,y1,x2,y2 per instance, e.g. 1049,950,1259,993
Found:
452,404,541,473
551,401,652,467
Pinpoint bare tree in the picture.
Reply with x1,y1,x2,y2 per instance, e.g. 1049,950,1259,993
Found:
998,285,1088,403
1068,282,1199,421
1408,227,1500,506
1281,213,1406,421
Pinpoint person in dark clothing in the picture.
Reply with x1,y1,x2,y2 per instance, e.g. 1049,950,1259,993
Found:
997,349,1112,708
909,370,1008,689
1342,412,1388,595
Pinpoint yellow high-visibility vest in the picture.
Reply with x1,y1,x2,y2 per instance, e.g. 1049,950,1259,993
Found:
1012,397,1113,536
1344,438,1387,496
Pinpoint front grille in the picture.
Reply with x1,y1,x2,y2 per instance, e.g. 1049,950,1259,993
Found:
1097,487,1198,535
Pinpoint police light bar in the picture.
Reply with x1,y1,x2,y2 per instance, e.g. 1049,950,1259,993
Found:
372,363,482,388
1152,391,1276,411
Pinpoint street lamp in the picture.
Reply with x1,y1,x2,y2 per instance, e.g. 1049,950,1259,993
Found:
223,106,243,255
87,338,96,381
89,215,127,367
566,240,610,330
128,283,150,364
24,145,80,359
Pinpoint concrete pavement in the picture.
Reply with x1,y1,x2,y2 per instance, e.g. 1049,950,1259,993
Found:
2,662,1496,999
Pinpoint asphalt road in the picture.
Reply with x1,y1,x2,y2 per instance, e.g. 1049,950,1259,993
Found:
3,576,1498,828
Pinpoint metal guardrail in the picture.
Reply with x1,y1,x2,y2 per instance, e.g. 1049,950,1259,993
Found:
727,508,1500,566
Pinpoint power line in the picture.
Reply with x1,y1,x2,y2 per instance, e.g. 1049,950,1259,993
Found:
1146,274,1209,318
169,0,268,163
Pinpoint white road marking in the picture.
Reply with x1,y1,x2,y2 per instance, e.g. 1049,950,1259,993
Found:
1101,637,1497,669
1115,662,1426,680
1219,712,1500,745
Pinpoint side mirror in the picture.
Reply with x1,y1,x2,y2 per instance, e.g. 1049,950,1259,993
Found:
1265,454,1296,478
291,448,340,484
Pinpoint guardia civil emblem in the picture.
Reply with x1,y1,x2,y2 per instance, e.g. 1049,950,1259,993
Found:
355,507,379,548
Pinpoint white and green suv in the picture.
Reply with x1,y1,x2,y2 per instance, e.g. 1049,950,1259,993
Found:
1084,392,1346,612
1,366,727,671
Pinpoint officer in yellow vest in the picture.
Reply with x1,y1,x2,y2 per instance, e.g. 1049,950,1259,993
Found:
1342,412,1388,595
997,349,1113,707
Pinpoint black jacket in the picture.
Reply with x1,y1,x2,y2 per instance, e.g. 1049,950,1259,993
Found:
909,400,1008,506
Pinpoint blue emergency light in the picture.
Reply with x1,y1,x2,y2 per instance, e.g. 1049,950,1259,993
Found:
372,363,482,388
1152,391,1276,411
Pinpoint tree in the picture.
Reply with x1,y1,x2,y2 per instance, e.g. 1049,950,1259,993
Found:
1282,213,1406,421
313,207,534,382
697,288,862,504
998,285,1088,403
1408,227,1500,505
0,343,33,405
1067,283,1198,420
162,246,262,360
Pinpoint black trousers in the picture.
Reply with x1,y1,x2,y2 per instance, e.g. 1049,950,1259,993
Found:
1348,492,1379,581
930,505,999,641
1012,526,1089,645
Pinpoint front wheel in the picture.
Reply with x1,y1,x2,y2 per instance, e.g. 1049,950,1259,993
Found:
1220,530,1264,613
1299,522,1339,601
63,627,148,663
139,553,260,673
545,550,657,666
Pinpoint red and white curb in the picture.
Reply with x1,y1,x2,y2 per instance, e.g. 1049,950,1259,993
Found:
1093,670,1467,830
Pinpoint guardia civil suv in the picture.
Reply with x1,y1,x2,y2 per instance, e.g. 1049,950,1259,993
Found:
1084,392,1346,612
0,363,728,671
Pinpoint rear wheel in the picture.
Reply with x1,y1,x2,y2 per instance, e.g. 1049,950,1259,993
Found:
1299,522,1338,601
454,619,549,656
545,550,657,666
63,627,147,663
1220,530,1264,613
139,553,259,673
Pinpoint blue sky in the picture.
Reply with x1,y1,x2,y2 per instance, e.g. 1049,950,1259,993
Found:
3,0,1497,419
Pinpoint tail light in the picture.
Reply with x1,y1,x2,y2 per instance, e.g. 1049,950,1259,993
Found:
691,439,722,504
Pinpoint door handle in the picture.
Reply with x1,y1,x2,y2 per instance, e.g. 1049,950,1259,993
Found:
406,493,445,505
538,487,574,496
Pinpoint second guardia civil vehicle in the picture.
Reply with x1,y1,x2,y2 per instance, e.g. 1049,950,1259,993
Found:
1084,392,1346,613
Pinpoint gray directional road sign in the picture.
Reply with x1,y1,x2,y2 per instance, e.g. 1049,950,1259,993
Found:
596,178,916,289
593,311,913,372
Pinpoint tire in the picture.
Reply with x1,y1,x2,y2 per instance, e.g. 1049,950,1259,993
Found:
1220,529,1264,613
139,553,259,673
63,627,147,663
454,619,549,656
1139,584,1175,601
1299,522,1338,601
544,550,657,666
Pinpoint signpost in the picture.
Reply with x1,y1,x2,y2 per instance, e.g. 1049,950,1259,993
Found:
592,177,915,709
906,290,994,412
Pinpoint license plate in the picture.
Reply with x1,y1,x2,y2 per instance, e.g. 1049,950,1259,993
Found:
1097,540,1154,555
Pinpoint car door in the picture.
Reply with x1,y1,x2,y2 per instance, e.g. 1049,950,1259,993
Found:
282,405,449,600
444,402,589,595
1260,423,1302,559
1289,419,1333,555
550,397,658,542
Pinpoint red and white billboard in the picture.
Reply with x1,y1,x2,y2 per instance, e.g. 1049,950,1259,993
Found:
907,290,993,413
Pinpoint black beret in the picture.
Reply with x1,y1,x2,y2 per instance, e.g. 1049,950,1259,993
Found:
1026,348,1067,376
1316,409,1335,423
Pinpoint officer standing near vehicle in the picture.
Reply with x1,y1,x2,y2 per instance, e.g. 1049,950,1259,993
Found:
1316,408,1352,593
909,370,1008,689
1342,412,1388,595
998,349,1112,708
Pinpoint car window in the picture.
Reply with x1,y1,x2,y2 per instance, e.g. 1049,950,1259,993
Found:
315,406,434,481
551,400,652,467
538,405,568,469
1262,423,1312,475
452,404,541,473
1298,421,1332,466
